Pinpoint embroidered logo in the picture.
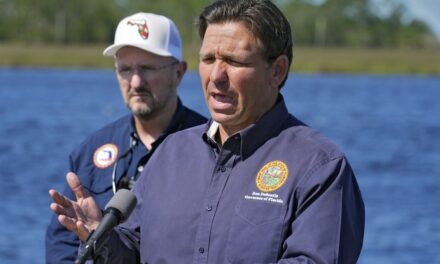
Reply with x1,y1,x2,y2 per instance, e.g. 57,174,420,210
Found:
127,19,149,39
93,144,118,169
256,160,288,192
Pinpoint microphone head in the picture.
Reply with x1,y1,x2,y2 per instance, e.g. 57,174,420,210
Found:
105,189,137,222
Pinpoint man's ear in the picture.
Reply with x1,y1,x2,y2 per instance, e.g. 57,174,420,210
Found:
270,55,289,89
176,61,188,82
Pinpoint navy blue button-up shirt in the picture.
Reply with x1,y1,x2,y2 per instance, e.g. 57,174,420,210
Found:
90,96,365,263
45,99,206,263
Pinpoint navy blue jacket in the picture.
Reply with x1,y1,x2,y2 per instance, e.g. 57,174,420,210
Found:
95,96,365,263
45,99,206,263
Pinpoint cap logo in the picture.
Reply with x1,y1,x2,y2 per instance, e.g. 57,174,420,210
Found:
256,160,288,192
127,19,149,39
93,144,118,169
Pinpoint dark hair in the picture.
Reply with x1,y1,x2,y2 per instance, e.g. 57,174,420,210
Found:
197,0,293,88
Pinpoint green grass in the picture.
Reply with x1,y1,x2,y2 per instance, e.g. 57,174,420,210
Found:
1,43,439,75
292,47,440,75
0,44,114,68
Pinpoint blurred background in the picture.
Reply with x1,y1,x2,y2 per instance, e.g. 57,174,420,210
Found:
0,0,439,263
0,0,439,72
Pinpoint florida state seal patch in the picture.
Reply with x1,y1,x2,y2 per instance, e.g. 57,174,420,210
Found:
256,160,288,192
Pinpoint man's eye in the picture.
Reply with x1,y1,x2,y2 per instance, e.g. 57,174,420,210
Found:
201,57,215,64
118,68,131,74
140,65,154,71
226,59,245,67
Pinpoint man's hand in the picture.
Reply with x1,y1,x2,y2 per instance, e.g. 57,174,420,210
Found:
49,172,102,241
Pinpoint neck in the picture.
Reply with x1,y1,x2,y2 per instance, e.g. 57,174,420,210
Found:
216,95,279,146
133,98,178,149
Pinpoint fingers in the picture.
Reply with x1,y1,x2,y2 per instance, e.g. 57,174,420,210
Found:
57,215,90,241
76,221,91,241
66,172,88,200
50,198,75,221
50,202,66,215
49,189,72,208
58,214,78,231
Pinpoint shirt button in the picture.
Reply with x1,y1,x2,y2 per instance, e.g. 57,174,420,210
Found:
206,205,212,211
198,247,205,254
137,165,144,172
220,166,226,172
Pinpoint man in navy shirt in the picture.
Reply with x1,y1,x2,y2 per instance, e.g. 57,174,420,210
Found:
49,1,365,263
45,12,206,263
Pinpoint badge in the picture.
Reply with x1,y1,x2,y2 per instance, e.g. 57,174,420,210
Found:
127,19,149,39
256,160,288,192
93,144,118,169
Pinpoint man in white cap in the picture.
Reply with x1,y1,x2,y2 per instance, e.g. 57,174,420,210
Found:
45,12,206,263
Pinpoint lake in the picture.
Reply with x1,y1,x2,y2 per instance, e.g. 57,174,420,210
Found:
0,68,439,263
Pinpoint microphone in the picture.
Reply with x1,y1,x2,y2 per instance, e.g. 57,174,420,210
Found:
75,189,137,264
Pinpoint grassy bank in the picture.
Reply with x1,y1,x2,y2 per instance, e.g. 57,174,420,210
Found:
1,44,439,75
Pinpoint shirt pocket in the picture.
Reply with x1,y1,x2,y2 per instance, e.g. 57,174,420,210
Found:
226,199,287,264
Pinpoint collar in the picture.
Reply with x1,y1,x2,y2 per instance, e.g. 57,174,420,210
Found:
206,121,219,141
150,98,187,150
129,116,139,147
202,95,293,159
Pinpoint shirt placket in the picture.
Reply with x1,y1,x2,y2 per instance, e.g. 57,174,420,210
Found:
129,139,149,181
192,147,236,264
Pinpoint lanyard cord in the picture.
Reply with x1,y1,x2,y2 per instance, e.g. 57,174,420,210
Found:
111,137,135,194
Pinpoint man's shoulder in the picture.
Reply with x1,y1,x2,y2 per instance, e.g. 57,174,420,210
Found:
157,123,206,154
92,114,132,137
181,105,207,129
72,114,131,154
282,119,345,160
169,122,206,141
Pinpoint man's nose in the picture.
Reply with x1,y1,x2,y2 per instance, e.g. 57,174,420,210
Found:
130,71,144,88
210,61,228,88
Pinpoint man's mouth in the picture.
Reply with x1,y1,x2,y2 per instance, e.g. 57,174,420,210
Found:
212,93,233,104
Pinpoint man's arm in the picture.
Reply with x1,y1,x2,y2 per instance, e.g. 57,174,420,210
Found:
48,172,102,239
278,157,365,263
78,183,144,263
48,172,141,263
80,224,141,263
46,184,80,263
46,152,83,263
46,150,92,263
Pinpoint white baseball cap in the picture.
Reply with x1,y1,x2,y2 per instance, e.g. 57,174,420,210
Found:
103,12,182,61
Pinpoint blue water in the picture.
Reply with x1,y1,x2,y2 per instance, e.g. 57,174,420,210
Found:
0,68,439,263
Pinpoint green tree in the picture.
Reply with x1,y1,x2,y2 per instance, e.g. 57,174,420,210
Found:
0,0,437,48
281,0,437,48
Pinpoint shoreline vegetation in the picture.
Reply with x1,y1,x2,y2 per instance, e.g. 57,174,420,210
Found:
1,44,439,75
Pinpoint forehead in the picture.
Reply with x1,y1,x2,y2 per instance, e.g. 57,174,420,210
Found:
200,22,260,57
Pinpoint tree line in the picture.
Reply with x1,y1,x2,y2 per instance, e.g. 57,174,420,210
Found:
0,0,437,49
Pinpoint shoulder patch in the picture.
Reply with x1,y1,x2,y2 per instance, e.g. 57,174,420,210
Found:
256,160,288,192
93,144,118,169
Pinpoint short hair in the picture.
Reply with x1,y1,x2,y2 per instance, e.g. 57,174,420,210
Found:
197,0,293,88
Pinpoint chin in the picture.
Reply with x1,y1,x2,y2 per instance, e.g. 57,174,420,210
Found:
211,113,237,126
130,105,153,116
